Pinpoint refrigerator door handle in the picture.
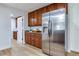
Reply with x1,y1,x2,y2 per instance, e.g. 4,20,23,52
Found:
48,20,51,37
43,27,44,33
50,20,52,35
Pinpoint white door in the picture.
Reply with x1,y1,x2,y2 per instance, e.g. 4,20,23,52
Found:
17,17,23,44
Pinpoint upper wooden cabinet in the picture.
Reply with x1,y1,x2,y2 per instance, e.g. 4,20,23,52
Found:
28,12,34,26
28,3,68,26
46,3,67,12
56,3,66,9
48,4,57,11
55,3,68,13
37,9,42,26
41,7,47,14
33,11,38,26
46,4,56,12
28,9,42,26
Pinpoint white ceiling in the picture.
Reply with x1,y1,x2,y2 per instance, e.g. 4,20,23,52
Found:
4,3,50,12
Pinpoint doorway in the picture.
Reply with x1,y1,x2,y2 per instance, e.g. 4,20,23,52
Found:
17,16,24,44
11,16,24,45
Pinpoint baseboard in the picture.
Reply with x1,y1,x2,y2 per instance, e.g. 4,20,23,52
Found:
0,46,11,51
65,50,71,53
65,50,79,56
0,48,11,52
71,50,79,54
64,50,71,56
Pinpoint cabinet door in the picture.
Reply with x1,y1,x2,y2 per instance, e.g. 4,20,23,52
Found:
41,7,47,14
30,33,35,46
56,3,68,13
37,9,42,26
25,32,31,44
28,10,42,26
35,33,42,49
28,13,30,26
28,12,34,26
33,11,38,26
46,5,52,12
41,4,56,13
25,32,28,43
56,3,66,9
28,33,31,44
49,4,57,11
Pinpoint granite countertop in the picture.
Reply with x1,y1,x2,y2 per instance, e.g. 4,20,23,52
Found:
25,30,42,34
13,31,18,32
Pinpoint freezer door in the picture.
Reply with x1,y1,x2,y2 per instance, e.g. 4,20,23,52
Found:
49,8,65,56
42,12,50,55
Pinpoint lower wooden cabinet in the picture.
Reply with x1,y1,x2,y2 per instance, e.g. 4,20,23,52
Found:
13,31,17,40
25,32,42,49
25,32,30,44
34,34,42,48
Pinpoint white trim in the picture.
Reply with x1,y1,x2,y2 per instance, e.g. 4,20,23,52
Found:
65,49,71,53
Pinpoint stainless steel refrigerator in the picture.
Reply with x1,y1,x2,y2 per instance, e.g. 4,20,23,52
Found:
42,8,67,56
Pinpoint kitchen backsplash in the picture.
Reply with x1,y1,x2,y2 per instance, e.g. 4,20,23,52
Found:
30,26,42,31
28,26,42,31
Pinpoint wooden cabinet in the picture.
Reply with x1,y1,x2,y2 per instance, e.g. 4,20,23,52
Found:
37,9,42,26
30,33,35,46
25,32,31,44
46,3,67,12
41,7,47,14
28,9,42,26
56,3,68,13
25,32,42,49
56,3,66,9
46,4,55,12
33,11,38,26
28,3,68,26
34,33,42,48
13,31,17,40
48,4,57,11
41,4,56,13
28,12,34,26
